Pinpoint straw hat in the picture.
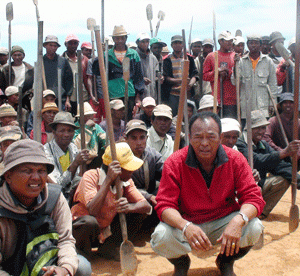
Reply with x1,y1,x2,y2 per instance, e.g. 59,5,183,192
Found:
49,111,79,129
0,104,17,118
42,102,59,114
75,102,97,117
111,25,129,37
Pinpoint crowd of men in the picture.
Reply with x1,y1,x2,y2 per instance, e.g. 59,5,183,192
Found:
0,25,299,276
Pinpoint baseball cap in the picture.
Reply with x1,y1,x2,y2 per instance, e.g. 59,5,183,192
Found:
81,42,92,49
150,38,167,47
202,38,214,47
125,119,147,135
246,34,261,42
191,38,202,44
1,139,54,176
110,99,125,110
233,36,245,45
43,89,56,98
221,118,241,134
65,34,80,43
0,125,22,144
0,47,9,55
102,142,143,171
142,97,156,107
288,37,296,49
5,86,18,97
11,45,25,55
152,104,172,119
136,33,151,43
171,35,183,43
218,31,234,41
278,92,294,105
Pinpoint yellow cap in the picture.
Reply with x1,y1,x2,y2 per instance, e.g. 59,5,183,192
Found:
102,142,143,171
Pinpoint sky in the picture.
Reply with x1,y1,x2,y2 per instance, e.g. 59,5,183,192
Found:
0,0,298,65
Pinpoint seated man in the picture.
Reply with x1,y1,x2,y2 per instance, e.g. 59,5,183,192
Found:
100,99,125,142
71,142,151,259
264,93,300,168
220,118,241,150
73,102,106,169
125,119,164,206
0,139,91,276
151,112,265,276
236,110,300,219
147,104,174,161
30,102,59,144
134,96,156,128
44,112,89,199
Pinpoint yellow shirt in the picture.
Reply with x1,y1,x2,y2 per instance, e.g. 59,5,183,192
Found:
59,150,70,172
250,57,259,71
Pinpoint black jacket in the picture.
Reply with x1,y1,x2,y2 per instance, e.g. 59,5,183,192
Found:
236,135,300,187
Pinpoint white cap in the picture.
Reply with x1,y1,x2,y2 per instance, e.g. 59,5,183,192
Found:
5,86,18,97
0,47,9,55
233,36,245,46
136,33,151,43
221,118,241,134
191,38,202,44
218,31,234,41
198,95,219,111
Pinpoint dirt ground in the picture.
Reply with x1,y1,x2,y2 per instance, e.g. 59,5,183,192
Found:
90,187,300,276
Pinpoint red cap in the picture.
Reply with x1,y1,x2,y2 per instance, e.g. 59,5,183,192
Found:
81,42,92,49
65,34,79,43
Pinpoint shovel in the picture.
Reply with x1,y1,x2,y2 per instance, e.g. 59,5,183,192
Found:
235,29,242,37
154,11,165,37
275,42,295,68
146,4,153,38
94,25,138,275
6,2,13,86
17,86,23,128
87,18,98,101
123,57,130,124
289,0,300,233
32,0,40,22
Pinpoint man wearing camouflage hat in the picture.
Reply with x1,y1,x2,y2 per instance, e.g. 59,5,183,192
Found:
43,35,73,112
231,34,277,129
236,110,300,219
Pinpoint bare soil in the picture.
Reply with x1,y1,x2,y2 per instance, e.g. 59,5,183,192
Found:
91,187,300,276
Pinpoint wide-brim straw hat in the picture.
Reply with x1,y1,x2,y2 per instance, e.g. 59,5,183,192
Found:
111,25,129,37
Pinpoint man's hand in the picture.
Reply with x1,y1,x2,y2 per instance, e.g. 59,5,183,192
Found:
74,149,90,166
280,140,300,159
90,95,99,105
217,214,244,256
106,160,122,183
218,67,228,80
184,223,212,251
65,100,71,112
42,266,70,276
116,197,132,214
150,195,157,206
252,169,261,184
144,77,152,86
86,119,95,128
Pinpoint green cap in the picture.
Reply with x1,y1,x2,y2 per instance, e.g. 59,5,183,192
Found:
150,37,167,47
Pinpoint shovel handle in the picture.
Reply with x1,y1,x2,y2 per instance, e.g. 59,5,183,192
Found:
213,51,219,114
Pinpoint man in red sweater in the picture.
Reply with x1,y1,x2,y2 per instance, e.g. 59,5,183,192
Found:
203,31,237,119
150,112,265,276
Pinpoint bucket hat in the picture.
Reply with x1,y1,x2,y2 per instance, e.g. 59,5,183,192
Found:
49,111,79,129
0,104,17,118
0,125,22,144
43,35,61,47
1,139,54,176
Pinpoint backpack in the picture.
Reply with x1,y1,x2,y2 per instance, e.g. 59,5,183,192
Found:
0,184,62,276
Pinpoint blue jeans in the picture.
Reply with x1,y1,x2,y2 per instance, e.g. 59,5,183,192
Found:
74,255,92,276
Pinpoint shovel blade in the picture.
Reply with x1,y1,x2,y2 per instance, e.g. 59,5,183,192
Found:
146,4,153,20
158,11,165,20
6,2,13,21
120,240,138,275
87,18,96,30
235,29,242,37
289,204,299,232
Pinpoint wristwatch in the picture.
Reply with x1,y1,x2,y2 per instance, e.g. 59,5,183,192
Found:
238,212,249,226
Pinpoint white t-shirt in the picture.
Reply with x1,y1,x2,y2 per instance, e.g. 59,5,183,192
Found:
12,63,25,87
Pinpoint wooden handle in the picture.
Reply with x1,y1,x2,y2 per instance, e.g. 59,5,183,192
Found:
213,51,219,114
235,62,241,125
